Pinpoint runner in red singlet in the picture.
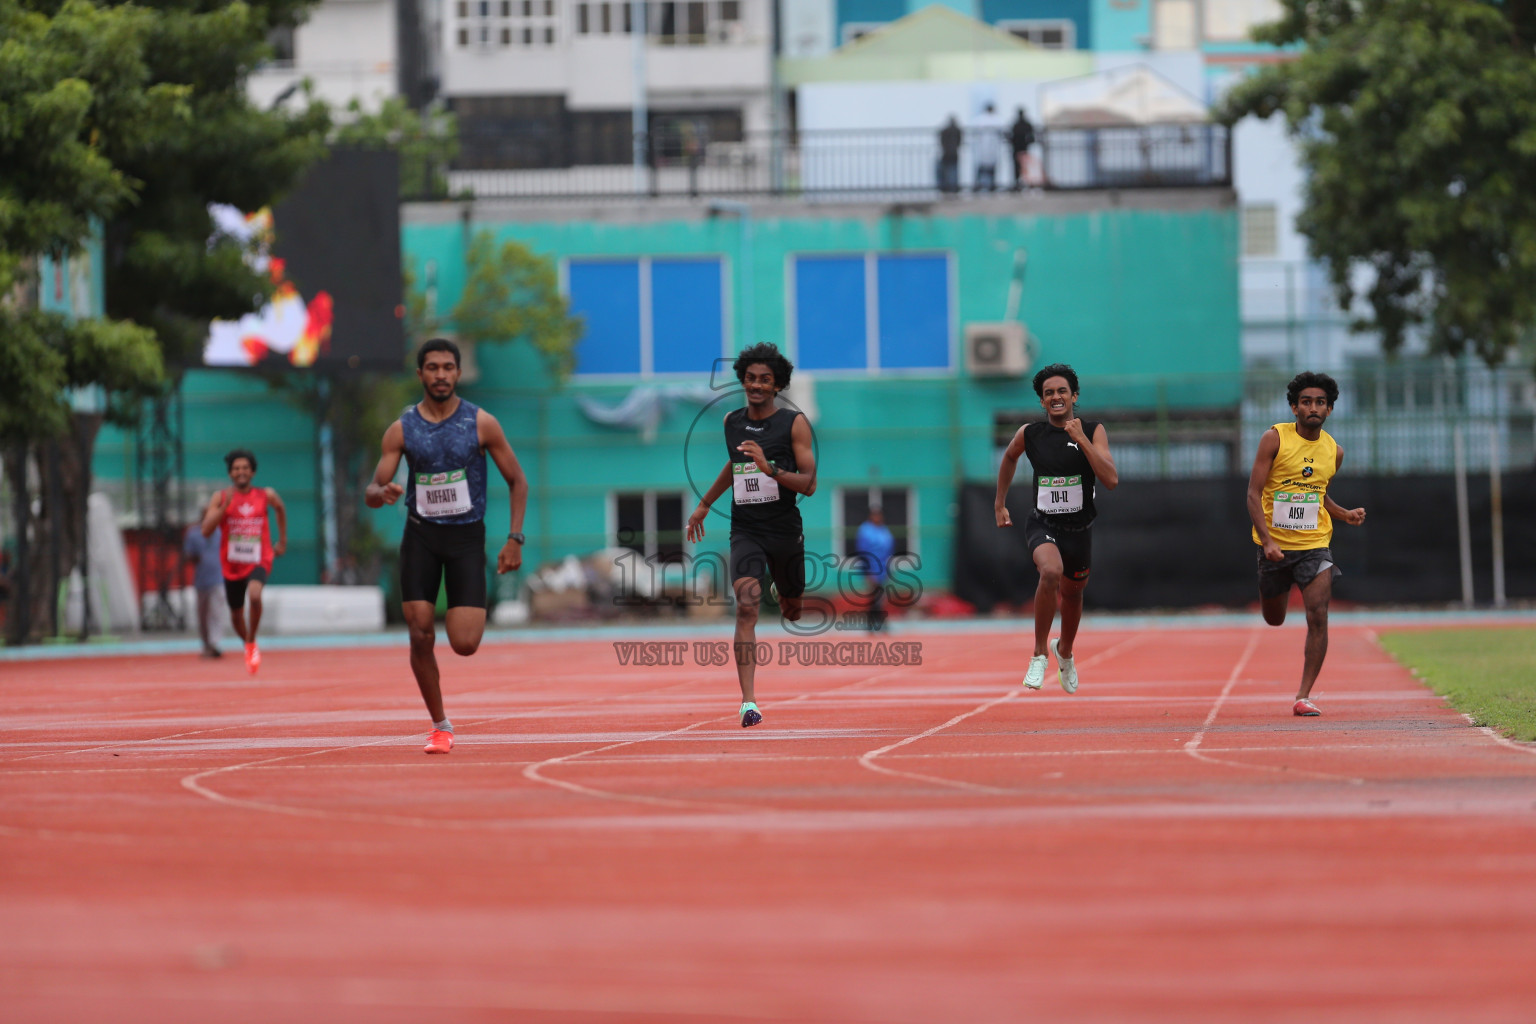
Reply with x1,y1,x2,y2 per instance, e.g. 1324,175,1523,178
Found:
201,448,287,674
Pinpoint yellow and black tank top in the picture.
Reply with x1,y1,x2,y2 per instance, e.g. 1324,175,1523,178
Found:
1253,422,1338,550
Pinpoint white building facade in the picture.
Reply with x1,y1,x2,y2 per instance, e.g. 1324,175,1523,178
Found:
250,0,404,113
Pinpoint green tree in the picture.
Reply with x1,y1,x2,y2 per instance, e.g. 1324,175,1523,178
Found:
1218,0,1536,364
408,229,582,378
331,96,460,200
2,0,176,642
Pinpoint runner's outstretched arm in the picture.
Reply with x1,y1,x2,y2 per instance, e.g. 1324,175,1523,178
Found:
479,410,527,573
1247,428,1283,561
994,426,1026,527
266,488,288,557
686,463,733,543
364,422,406,508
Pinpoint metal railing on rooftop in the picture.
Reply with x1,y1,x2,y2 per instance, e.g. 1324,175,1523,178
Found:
422,123,1232,202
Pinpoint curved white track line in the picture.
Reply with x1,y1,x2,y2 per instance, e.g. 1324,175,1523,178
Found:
179,675,715,829
856,633,1147,794
1183,629,1365,783
518,666,911,811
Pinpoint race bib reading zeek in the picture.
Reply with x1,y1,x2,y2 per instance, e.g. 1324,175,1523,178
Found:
1272,490,1321,531
1036,475,1083,515
227,533,262,564
732,462,780,505
416,469,472,518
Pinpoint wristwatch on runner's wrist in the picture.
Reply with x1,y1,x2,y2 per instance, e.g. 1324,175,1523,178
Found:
507,532,525,544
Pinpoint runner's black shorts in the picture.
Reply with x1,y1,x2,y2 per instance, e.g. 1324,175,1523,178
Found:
730,531,806,600
400,516,487,609
1256,546,1339,599
224,566,268,609
1023,515,1092,580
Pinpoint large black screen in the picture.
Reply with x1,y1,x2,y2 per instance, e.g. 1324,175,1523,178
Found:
203,148,404,371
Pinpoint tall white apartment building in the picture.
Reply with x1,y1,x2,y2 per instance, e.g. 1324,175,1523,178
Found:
438,0,772,168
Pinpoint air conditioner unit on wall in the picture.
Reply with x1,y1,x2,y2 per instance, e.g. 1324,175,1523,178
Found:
965,322,1030,378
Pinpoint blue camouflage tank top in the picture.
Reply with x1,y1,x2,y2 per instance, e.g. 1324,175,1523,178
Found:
401,399,487,526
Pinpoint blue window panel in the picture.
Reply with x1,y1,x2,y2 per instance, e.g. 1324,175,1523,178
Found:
569,260,641,375
795,256,867,371
877,254,950,370
652,259,723,375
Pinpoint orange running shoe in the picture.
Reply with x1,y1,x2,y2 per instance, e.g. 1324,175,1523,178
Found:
424,729,454,754
1293,698,1321,717
244,642,261,675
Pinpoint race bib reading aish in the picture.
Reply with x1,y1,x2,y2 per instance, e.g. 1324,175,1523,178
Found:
1036,475,1083,515
416,469,472,518
1272,490,1321,531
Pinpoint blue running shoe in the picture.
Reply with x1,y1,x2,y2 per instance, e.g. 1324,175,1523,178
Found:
740,701,762,727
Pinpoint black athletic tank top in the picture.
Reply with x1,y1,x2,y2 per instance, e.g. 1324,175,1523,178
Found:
1023,420,1101,530
724,407,802,537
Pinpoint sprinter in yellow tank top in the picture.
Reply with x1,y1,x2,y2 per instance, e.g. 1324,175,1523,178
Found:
1246,372,1366,717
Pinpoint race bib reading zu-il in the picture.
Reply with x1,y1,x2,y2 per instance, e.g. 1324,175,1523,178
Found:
416,469,472,518
227,533,262,564
1036,475,1083,515
733,462,780,505
1272,490,1321,531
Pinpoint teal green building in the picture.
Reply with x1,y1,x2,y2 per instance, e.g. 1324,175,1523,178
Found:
91,189,1239,600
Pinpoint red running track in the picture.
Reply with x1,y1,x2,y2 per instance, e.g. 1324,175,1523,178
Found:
3,622,1535,1023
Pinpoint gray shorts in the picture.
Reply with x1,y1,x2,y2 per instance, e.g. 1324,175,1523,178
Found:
1256,546,1340,599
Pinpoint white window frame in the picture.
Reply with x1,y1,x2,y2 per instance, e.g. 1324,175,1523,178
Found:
608,489,689,561
784,250,957,377
561,254,732,379
1242,202,1279,258
996,18,1077,50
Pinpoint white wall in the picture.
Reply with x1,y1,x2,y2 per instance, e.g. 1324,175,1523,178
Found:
250,0,399,112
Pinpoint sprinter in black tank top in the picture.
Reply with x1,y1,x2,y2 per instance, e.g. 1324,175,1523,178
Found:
686,343,818,728
994,363,1118,694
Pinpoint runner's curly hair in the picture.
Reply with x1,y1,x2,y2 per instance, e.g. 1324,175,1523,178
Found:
1032,363,1079,397
1286,371,1339,408
733,343,794,390
224,448,257,473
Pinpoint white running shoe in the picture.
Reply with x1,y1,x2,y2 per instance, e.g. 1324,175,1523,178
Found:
1022,654,1049,690
1050,638,1078,694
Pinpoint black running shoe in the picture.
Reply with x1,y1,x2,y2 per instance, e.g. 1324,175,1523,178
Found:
739,702,762,727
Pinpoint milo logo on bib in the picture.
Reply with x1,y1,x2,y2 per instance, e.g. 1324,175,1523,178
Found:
1272,490,1321,531
416,468,473,518
1036,474,1084,515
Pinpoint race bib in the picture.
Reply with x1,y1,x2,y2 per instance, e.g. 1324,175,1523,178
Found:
1036,475,1083,515
733,462,780,505
228,533,262,564
1272,490,1321,531
416,469,472,518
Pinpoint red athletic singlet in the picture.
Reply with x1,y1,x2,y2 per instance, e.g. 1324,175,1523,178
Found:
217,487,273,580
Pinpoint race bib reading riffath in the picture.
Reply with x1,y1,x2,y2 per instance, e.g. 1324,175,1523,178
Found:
416,469,472,518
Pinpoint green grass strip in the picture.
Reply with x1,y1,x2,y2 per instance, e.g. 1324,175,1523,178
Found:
1378,627,1536,742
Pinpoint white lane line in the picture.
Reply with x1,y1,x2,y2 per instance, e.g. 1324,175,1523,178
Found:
518,664,913,811
856,633,1148,795
175,674,721,831
1183,629,1365,783
1183,629,1260,756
